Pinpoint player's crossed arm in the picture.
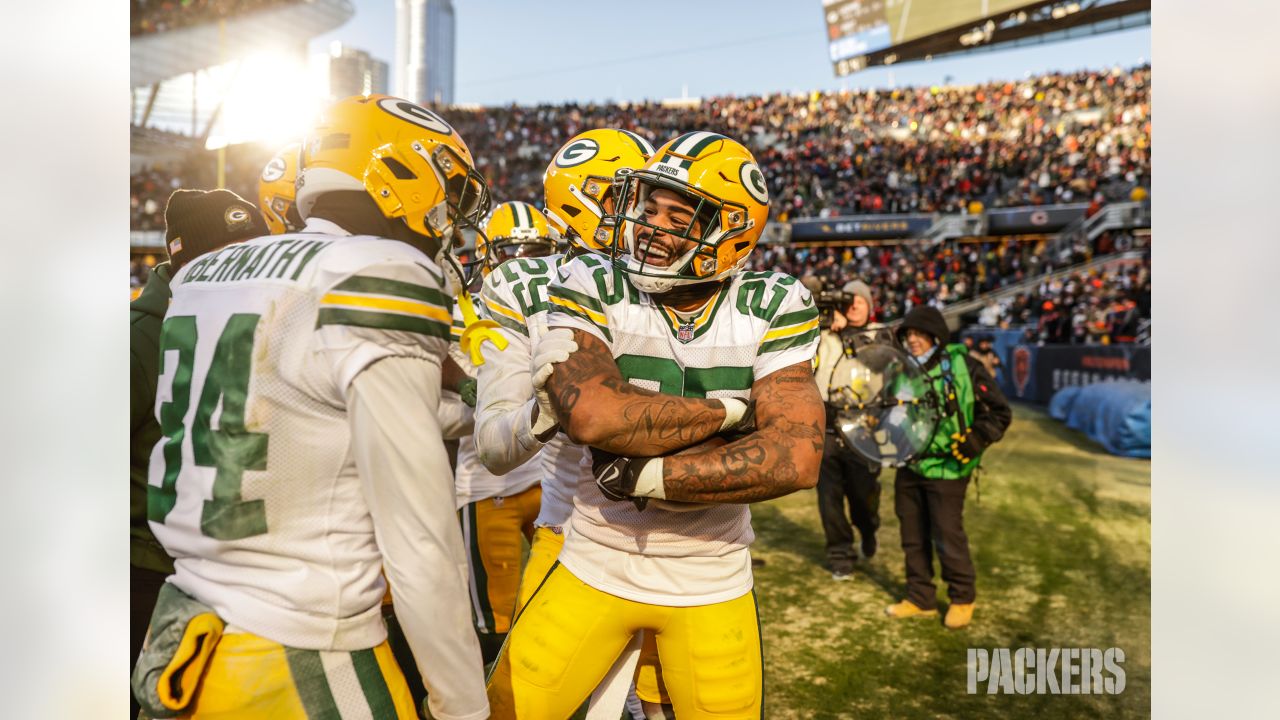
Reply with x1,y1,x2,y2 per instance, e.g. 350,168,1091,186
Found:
545,328,743,457
588,360,825,506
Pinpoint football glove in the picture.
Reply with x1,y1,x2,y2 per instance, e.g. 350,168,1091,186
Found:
950,430,983,464
530,327,578,442
590,448,664,511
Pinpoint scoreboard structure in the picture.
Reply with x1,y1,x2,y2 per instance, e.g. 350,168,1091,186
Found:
823,0,1151,76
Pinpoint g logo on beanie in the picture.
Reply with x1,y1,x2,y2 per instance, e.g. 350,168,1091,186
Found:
225,206,252,231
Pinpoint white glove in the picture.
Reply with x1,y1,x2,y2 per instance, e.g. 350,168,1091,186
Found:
530,327,578,441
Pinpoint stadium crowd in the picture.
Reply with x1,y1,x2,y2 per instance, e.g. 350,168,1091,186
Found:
748,235,1150,343
130,65,1150,229
131,0,294,35
130,67,1151,337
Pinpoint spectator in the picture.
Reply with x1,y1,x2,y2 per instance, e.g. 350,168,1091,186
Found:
811,281,885,581
884,306,1012,630
129,189,267,717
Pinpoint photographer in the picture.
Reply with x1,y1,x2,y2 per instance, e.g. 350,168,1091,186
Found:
884,306,1012,629
812,281,888,580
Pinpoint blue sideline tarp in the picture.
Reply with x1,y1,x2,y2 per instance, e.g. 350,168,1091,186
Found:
1048,381,1151,458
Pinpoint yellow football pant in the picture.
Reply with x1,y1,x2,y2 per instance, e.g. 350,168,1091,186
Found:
487,563,762,720
515,528,671,706
174,631,416,719
460,484,541,635
515,525,564,616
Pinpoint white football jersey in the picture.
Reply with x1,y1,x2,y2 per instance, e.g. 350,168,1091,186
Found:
450,303,542,508
148,219,454,650
476,254,588,527
546,253,819,604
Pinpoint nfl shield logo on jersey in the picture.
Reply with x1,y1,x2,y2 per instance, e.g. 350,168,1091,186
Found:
677,322,696,343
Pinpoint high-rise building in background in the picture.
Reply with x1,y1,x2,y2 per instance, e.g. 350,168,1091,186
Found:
313,42,389,100
395,0,455,105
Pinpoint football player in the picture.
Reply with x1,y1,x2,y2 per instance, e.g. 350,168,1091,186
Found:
448,200,558,665
473,130,662,718
472,129,655,609
134,94,490,720
481,199,559,263
257,143,304,234
485,132,826,719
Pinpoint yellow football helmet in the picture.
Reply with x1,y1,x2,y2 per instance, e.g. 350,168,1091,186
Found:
478,201,557,274
610,131,770,294
258,143,302,234
543,128,655,253
296,94,490,287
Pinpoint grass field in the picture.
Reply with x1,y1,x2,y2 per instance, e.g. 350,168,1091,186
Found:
750,404,1151,719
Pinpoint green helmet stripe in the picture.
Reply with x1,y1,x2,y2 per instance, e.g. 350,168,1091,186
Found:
620,129,655,157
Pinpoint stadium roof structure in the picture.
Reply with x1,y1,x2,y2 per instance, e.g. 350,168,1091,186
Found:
131,0,354,88
830,0,1150,76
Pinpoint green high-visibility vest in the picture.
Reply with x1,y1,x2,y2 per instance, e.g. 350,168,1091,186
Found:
909,343,981,480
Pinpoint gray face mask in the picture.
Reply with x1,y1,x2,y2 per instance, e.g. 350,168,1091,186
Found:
911,345,937,366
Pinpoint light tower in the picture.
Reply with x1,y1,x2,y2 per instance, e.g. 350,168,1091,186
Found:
395,0,455,105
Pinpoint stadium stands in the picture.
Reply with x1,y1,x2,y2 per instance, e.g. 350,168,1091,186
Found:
129,65,1151,328
130,65,1150,227
131,0,299,36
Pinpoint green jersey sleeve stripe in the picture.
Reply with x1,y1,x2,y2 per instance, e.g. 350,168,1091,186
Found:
333,275,449,307
771,307,819,329
549,302,613,342
490,311,530,337
317,307,451,340
548,284,606,313
759,327,819,355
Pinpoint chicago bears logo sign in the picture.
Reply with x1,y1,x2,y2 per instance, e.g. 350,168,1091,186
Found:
555,138,599,168
1013,345,1032,398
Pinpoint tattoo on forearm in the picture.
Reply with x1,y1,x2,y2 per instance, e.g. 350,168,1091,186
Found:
546,329,726,454
660,362,825,504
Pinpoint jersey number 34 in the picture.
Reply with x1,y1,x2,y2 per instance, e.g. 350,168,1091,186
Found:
148,314,269,541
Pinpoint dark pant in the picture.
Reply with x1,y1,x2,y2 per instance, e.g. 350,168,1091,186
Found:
131,564,169,719
817,434,881,571
894,467,976,609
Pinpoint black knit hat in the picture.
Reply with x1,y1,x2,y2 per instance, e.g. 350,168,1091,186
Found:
896,305,950,346
164,189,268,269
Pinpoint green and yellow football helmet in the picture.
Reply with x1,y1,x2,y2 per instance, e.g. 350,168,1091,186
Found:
478,201,557,274
543,128,655,254
609,131,770,294
296,94,490,289
258,143,302,234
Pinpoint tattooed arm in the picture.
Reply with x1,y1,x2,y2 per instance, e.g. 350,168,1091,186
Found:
545,328,737,456
652,361,825,504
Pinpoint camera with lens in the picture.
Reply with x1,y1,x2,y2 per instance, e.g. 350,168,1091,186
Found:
816,289,851,329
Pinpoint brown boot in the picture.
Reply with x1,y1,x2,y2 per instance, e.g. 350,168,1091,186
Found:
884,599,938,619
944,602,976,629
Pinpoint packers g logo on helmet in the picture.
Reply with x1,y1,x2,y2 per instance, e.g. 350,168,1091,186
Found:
375,97,454,135
258,143,302,234
610,131,770,295
543,128,655,254
740,161,769,205
554,138,599,168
